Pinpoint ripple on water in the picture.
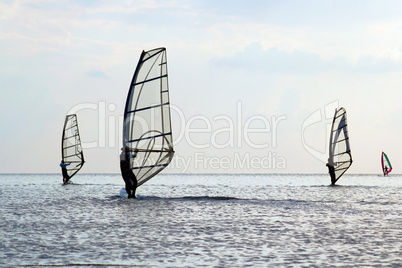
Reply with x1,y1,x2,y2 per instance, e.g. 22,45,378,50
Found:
0,173,401,267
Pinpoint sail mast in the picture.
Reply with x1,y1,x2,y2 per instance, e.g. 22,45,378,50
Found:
328,109,336,167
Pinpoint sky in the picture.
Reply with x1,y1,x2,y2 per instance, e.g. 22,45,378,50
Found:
1,0,401,174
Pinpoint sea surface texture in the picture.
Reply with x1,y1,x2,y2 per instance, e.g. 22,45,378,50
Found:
1,173,401,267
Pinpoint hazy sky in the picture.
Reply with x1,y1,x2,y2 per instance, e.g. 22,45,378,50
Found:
1,0,401,174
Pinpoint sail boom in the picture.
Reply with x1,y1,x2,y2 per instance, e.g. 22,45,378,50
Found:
335,166,349,171
135,149,173,153
61,159,83,163
132,163,169,170
333,151,351,157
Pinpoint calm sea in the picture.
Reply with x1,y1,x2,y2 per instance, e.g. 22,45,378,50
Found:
0,173,401,267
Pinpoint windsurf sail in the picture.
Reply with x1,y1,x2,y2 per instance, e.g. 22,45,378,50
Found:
61,114,85,184
327,107,352,184
381,152,392,176
122,47,174,187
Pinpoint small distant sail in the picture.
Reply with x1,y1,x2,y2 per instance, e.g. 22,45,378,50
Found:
327,107,352,185
381,152,392,176
61,114,84,184
122,47,174,187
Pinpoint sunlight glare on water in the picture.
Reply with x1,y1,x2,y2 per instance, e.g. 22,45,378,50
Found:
0,173,401,267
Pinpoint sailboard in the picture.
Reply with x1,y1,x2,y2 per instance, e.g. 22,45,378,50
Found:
381,152,392,176
122,47,174,188
60,114,85,184
327,107,352,185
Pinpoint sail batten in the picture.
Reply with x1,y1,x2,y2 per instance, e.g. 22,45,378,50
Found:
122,47,174,187
333,138,349,144
327,107,352,184
61,114,84,183
65,125,78,131
332,127,348,133
134,74,168,85
127,102,169,114
64,144,81,150
128,132,172,143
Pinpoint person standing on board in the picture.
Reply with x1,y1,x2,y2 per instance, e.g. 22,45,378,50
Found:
120,146,138,198
60,162,71,184
384,166,388,176
326,161,336,185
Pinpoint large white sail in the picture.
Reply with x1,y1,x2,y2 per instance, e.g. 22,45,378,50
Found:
61,114,84,183
327,107,352,184
122,48,174,187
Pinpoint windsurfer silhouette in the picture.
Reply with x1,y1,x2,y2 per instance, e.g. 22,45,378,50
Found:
60,162,71,184
384,166,388,176
326,160,336,185
120,146,138,198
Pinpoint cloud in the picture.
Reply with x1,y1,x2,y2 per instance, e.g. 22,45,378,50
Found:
85,70,107,78
213,42,402,74
88,0,176,14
